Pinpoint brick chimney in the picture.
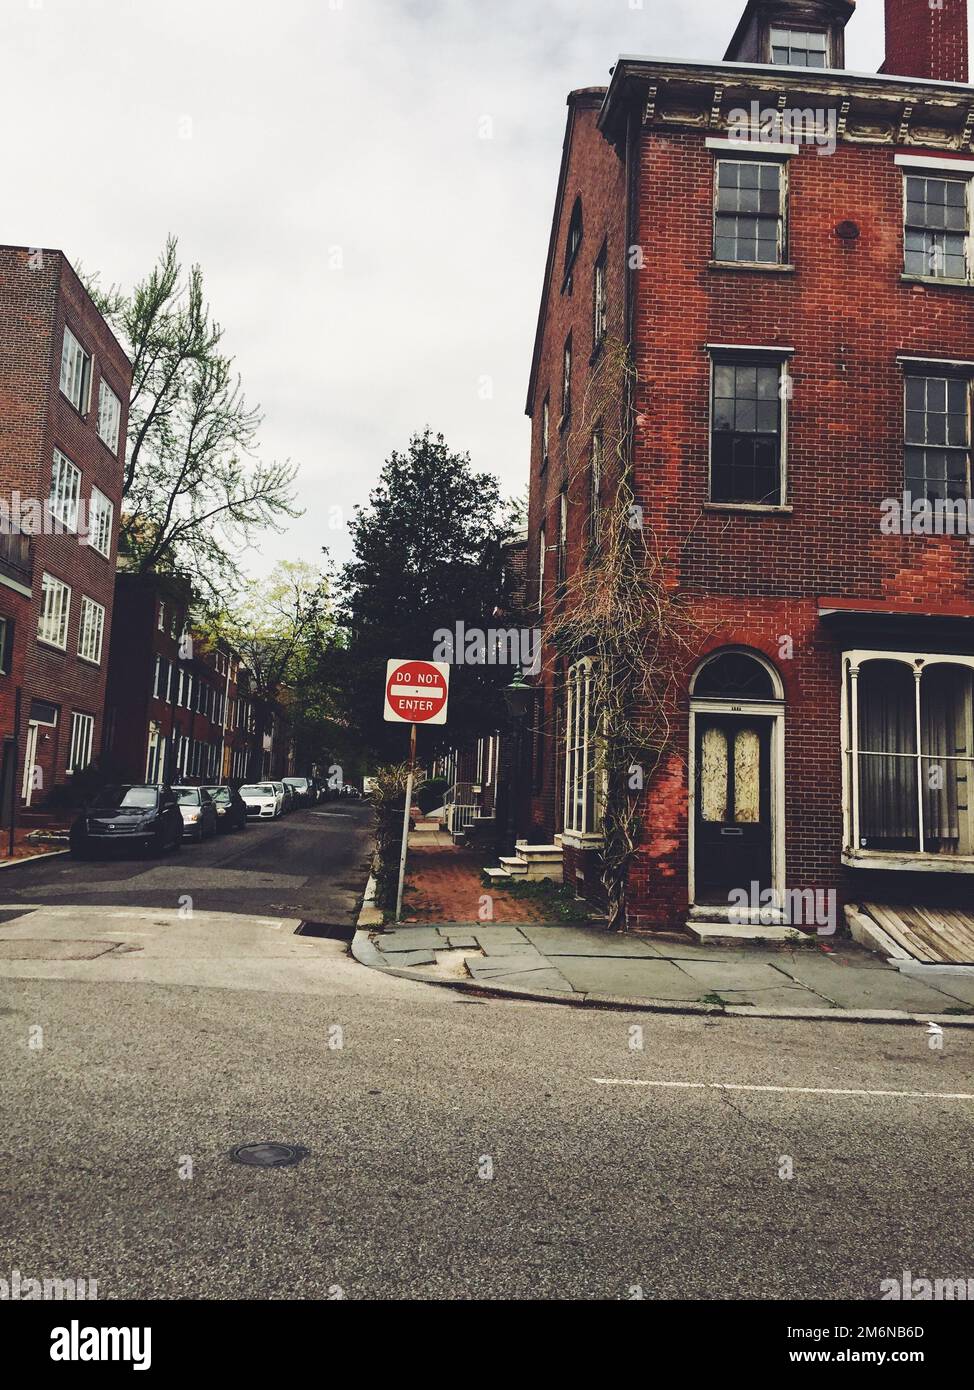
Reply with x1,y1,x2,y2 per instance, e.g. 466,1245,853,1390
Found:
882,0,969,83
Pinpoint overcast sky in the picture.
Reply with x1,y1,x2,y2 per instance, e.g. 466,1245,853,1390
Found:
1,0,903,574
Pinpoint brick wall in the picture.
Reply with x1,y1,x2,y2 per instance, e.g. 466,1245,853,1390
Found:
0,246,131,807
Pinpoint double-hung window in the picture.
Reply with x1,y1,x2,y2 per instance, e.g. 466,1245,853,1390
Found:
49,450,81,531
537,526,546,613
59,327,91,411
709,351,788,505
904,371,971,504
97,380,121,452
541,396,550,470
769,27,828,67
561,336,572,424
714,160,785,265
89,486,114,557
68,712,95,773
557,489,568,584
564,658,603,837
78,596,105,664
592,245,607,349
904,174,970,281
844,653,974,863
590,428,603,543
38,573,71,649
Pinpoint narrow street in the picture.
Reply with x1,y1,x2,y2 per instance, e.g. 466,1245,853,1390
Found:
2,808,972,1302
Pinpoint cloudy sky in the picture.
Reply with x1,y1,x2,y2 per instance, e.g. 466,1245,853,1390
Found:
1,0,900,573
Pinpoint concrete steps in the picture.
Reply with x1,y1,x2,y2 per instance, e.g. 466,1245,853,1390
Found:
488,843,564,884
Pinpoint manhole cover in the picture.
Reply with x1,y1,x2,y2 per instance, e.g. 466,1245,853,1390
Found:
296,921,354,941
228,1142,307,1168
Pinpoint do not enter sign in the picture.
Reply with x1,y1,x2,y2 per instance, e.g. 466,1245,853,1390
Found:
384,659,450,725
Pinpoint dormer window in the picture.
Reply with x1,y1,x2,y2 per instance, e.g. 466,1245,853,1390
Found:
769,26,829,67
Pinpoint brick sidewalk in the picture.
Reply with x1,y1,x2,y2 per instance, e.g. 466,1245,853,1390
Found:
402,840,555,924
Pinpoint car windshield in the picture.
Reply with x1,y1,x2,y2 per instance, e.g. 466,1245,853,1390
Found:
173,788,201,805
241,785,274,796
206,787,230,802
285,779,308,788
91,787,158,810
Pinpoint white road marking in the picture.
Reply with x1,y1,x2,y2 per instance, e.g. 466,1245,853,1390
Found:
591,1078,974,1101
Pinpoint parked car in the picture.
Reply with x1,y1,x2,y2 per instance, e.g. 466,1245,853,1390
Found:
272,780,295,814
70,784,183,859
283,776,313,807
239,782,283,819
173,786,219,842
203,785,248,832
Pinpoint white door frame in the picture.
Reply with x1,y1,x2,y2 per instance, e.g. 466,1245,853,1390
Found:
688,697,787,922
21,722,40,805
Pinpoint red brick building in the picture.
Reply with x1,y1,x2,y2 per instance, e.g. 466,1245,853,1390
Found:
0,245,130,814
519,0,974,933
103,571,263,787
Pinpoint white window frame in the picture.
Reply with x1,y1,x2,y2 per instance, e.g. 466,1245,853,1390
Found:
68,711,95,773
78,596,106,665
59,326,91,412
146,722,162,783
537,525,545,613
900,166,974,284
89,486,114,558
842,649,974,873
593,246,607,347
49,450,81,531
563,657,604,841
97,379,121,452
38,573,71,649
541,397,550,469
768,25,830,68
713,157,789,267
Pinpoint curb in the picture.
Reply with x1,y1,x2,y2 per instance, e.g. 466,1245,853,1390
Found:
0,849,70,872
356,875,383,929
350,930,974,1028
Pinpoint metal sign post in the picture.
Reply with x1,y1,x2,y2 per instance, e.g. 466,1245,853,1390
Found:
383,659,450,924
395,723,418,923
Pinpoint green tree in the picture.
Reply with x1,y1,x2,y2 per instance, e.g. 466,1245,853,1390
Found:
333,430,520,763
211,561,332,771
88,237,300,601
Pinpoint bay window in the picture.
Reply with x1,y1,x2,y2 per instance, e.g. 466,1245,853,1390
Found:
844,652,974,862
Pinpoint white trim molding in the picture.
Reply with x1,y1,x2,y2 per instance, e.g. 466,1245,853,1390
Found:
894,154,974,174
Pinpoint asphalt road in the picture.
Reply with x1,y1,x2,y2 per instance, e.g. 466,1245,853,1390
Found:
1,806,973,1302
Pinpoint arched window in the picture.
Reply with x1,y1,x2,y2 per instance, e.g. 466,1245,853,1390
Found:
564,197,583,276
691,650,780,701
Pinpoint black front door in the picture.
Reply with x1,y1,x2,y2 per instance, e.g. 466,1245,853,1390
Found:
695,715,773,905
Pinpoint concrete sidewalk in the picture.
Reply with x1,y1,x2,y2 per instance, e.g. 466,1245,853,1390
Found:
353,921,974,1024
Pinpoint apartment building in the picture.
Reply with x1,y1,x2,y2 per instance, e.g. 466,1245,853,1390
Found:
103,571,262,786
0,245,130,813
519,0,974,932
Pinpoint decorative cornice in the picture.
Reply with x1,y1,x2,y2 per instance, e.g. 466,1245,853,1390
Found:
602,58,974,152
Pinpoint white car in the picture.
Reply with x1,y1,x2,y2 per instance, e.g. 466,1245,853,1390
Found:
239,783,283,819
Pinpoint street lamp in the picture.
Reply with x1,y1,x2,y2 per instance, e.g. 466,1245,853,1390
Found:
499,668,532,854
503,668,533,723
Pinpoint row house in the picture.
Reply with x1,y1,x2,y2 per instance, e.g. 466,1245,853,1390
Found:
103,571,265,787
517,0,974,934
0,245,130,816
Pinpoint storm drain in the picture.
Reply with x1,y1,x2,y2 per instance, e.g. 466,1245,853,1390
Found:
228,1142,308,1169
296,921,355,941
